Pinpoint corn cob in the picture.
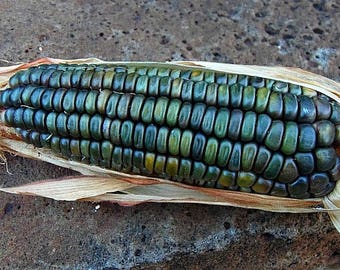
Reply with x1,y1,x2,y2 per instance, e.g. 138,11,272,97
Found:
0,63,339,199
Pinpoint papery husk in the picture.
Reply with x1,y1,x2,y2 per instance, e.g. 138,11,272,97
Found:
0,58,339,231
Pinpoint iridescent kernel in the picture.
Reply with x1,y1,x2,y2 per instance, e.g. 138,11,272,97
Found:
192,162,207,181
217,170,236,187
214,108,230,139
277,158,299,184
202,107,217,135
265,120,284,151
130,95,145,121
80,70,94,89
180,130,193,158
91,70,105,90
217,85,229,106
315,148,336,171
267,92,283,119
124,73,138,91
159,77,172,96
166,157,179,177
288,176,310,199
255,87,270,113
205,83,218,105
145,152,156,174
310,173,331,196
283,93,298,120
263,153,284,179
178,102,192,129
111,146,122,170
113,72,126,91
89,114,103,141
228,109,243,140
171,78,184,98
141,98,156,124
295,152,315,175
289,84,302,95
135,75,148,95
228,142,242,171
144,124,158,151
230,84,243,108
330,103,340,124
281,122,298,155
241,111,256,142
156,127,169,154
168,128,181,156
122,148,133,172
302,87,317,97
313,120,335,147
255,114,272,143
153,97,169,125
133,123,145,149
298,124,316,152
117,94,132,120
181,80,194,101
166,99,181,127
102,70,115,89
190,103,206,130
62,89,78,113
132,150,145,172
204,138,218,165
314,97,331,120
192,133,206,161
250,77,265,88
148,76,160,96
242,86,256,110
193,81,207,102
202,166,220,185
109,119,122,145
101,141,113,168
190,70,204,81
154,155,166,175
217,140,233,167
270,182,288,197
273,81,288,93
236,172,257,188
85,90,99,115
253,146,271,174
89,141,101,165
56,113,68,137
120,120,134,147
252,177,273,194
241,143,258,171
52,88,67,112
178,159,192,179
298,96,316,123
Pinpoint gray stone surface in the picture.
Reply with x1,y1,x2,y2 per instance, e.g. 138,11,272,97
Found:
0,0,339,269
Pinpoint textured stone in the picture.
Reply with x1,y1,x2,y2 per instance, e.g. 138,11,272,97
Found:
0,0,339,269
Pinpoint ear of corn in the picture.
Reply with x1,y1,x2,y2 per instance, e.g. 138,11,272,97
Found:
0,61,339,200
1,58,340,235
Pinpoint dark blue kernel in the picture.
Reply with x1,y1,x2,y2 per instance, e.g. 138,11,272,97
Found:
144,124,157,151
190,103,206,130
192,133,206,161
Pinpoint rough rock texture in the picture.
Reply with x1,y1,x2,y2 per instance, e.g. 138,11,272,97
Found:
0,0,339,269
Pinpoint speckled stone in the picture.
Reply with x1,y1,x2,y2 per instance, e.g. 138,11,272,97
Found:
0,0,339,269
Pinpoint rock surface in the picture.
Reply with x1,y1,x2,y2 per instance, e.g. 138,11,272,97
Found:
0,0,339,269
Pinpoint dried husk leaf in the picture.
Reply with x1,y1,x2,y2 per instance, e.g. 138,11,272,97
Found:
0,58,339,231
